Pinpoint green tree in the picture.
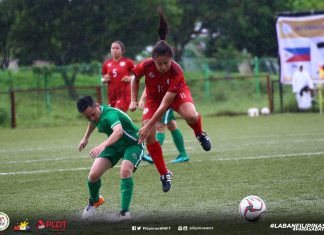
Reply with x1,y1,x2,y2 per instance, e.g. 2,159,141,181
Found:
201,0,292,57
7,0,166,65
0,0,18,68
289,0,324,11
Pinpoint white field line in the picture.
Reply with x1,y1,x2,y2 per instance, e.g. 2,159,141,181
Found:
0,151,323,176
0,167,91,175
2,136,322,164
1,129,323,153
5,156,87,164
0,140,197,153
2,147,195,164
2,134,323,155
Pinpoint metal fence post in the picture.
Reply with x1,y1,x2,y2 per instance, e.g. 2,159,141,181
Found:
10,91,16,128
254,56,260,99
266,75,273,112
202,63,211,101
45,72,52,114
96,86,102,105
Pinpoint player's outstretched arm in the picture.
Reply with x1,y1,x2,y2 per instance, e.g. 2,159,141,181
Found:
138,88,147,110
130,75,141,112
79,123,96,152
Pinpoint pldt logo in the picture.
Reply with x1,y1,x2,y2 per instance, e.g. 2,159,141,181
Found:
36,219,45,229
37,219,68,232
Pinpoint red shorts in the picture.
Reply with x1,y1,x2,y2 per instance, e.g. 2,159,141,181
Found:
142,88,193,121
109,95,131,113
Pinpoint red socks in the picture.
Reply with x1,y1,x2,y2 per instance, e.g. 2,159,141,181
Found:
146,141,168,175
188,113,203,136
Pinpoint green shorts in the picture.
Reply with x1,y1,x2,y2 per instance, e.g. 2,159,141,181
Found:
98,143,144,169
161,109,175,124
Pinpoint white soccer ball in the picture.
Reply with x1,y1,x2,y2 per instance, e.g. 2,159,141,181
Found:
239,195,266,222
261,107,270,115
247,108,259,117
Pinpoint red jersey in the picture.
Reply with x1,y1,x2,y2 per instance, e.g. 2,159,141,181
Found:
101,57,134,101
132,58,189,101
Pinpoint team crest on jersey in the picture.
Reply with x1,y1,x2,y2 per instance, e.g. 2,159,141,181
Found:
120,61,126,66
143,108,149,115
107,63,112,67
148,72,155,78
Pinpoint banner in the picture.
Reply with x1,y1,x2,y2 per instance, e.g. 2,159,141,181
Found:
276,14,324,84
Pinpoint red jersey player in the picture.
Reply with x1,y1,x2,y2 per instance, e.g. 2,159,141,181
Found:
102,41,134,112
129,10,211,193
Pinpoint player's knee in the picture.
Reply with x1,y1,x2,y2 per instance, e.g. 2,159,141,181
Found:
156,123,165,132
146,130,157,144
185,113,198,124
88,172,101,182
167,120,177,130
120,167,132,178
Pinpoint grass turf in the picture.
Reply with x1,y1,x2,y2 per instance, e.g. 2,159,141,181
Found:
0,113,324,234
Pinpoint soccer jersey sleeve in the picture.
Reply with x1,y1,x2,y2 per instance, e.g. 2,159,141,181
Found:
107,112,121,129
132,60,145,78
126,59,135,72
101,60,109,76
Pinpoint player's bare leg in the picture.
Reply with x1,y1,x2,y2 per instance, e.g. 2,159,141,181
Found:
177,102,211,151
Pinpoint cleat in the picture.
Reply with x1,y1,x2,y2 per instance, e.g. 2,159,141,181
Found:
142,154,154,164
170,154,190,163
81,195,105,220
197,132,211,151
119,210,131,220
160,170,173,192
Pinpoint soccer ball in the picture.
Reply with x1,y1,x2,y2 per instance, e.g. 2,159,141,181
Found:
261,107,270,115
247,108,259,117
239,195,266,222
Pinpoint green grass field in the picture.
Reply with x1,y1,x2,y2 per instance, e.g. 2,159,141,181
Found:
1,113,324,234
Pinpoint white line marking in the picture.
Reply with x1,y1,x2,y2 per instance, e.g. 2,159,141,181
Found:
1,131,323,153
0,151,323,176
1,147,195,164
209,151,324,162
5,157,87,164
0,167,90,175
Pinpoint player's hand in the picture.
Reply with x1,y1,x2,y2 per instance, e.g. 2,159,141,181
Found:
89,144,106,158
101,74,111,83
138,125,150,143
129,101,138,112
78,138,88,152
121,76,130,82
138,100,145,110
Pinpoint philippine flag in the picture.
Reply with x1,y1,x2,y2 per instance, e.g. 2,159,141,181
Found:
285,47,310,62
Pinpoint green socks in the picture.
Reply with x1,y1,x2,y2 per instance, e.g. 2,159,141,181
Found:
87,177,134,212
156,132,165,145
120,177,134,212
87,179,101,203
157,128,187,156
171,128,187,156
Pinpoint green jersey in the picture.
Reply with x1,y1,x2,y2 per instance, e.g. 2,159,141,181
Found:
92,105,139,151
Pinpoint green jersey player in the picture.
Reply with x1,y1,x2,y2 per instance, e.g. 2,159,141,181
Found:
77,96,143,220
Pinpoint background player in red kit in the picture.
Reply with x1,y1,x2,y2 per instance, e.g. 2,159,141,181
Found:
129,10,211,193
102,41,134,112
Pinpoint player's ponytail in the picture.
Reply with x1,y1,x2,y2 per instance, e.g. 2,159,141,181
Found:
158,8,168,41
152,9,173,59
